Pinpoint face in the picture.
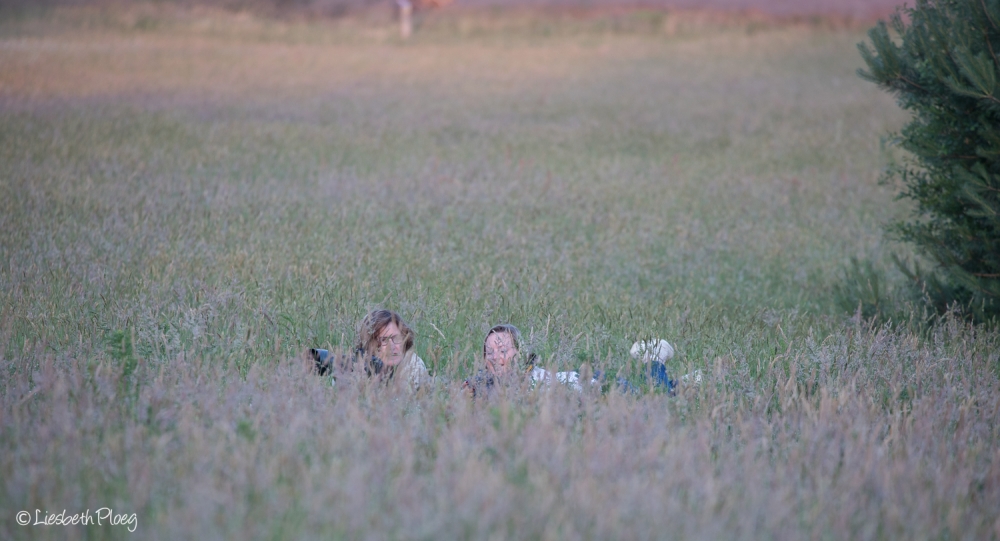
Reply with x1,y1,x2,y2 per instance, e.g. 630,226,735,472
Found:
484,331,518,376
376,321,406,366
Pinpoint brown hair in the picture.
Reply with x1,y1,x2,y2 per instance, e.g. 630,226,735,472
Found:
483,324,536,371
356,309,415,358
484,324,521,356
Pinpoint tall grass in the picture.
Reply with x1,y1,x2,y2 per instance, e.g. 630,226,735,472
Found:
1,6,998,539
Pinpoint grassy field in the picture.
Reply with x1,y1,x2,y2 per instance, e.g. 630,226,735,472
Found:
1,5,999,540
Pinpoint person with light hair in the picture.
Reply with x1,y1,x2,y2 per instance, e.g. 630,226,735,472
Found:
626,339,682,392
312,309,429,390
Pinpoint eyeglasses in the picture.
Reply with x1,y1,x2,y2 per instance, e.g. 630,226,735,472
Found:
378,334,404,347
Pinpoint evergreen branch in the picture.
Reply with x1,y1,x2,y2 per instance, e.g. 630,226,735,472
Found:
982,0,1000,66
895,74,931,94
951,85,1000,106
858,0,1000,320
983,0,1000,32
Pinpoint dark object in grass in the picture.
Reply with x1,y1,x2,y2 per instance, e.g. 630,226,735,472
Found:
309,347,394,384
310,348,333,376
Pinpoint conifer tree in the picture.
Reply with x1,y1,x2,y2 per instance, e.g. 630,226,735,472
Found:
858,0,1000,320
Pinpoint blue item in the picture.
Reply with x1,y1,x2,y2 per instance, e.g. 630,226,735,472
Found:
594,363,676,395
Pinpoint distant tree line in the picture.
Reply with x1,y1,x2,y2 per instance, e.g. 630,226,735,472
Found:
0,0,390,18
0,0,901,20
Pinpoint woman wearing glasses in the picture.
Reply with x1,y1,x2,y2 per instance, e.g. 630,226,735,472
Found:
313,309,429,389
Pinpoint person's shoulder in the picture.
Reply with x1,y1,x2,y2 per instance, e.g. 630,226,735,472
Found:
530,366,550,383
555,370,583,391
402,351,430,389
407,352,429,373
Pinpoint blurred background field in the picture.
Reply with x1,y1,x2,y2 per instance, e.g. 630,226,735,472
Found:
1,3,998,539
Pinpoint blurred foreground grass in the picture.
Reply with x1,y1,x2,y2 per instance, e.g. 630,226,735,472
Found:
1,6,998,540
